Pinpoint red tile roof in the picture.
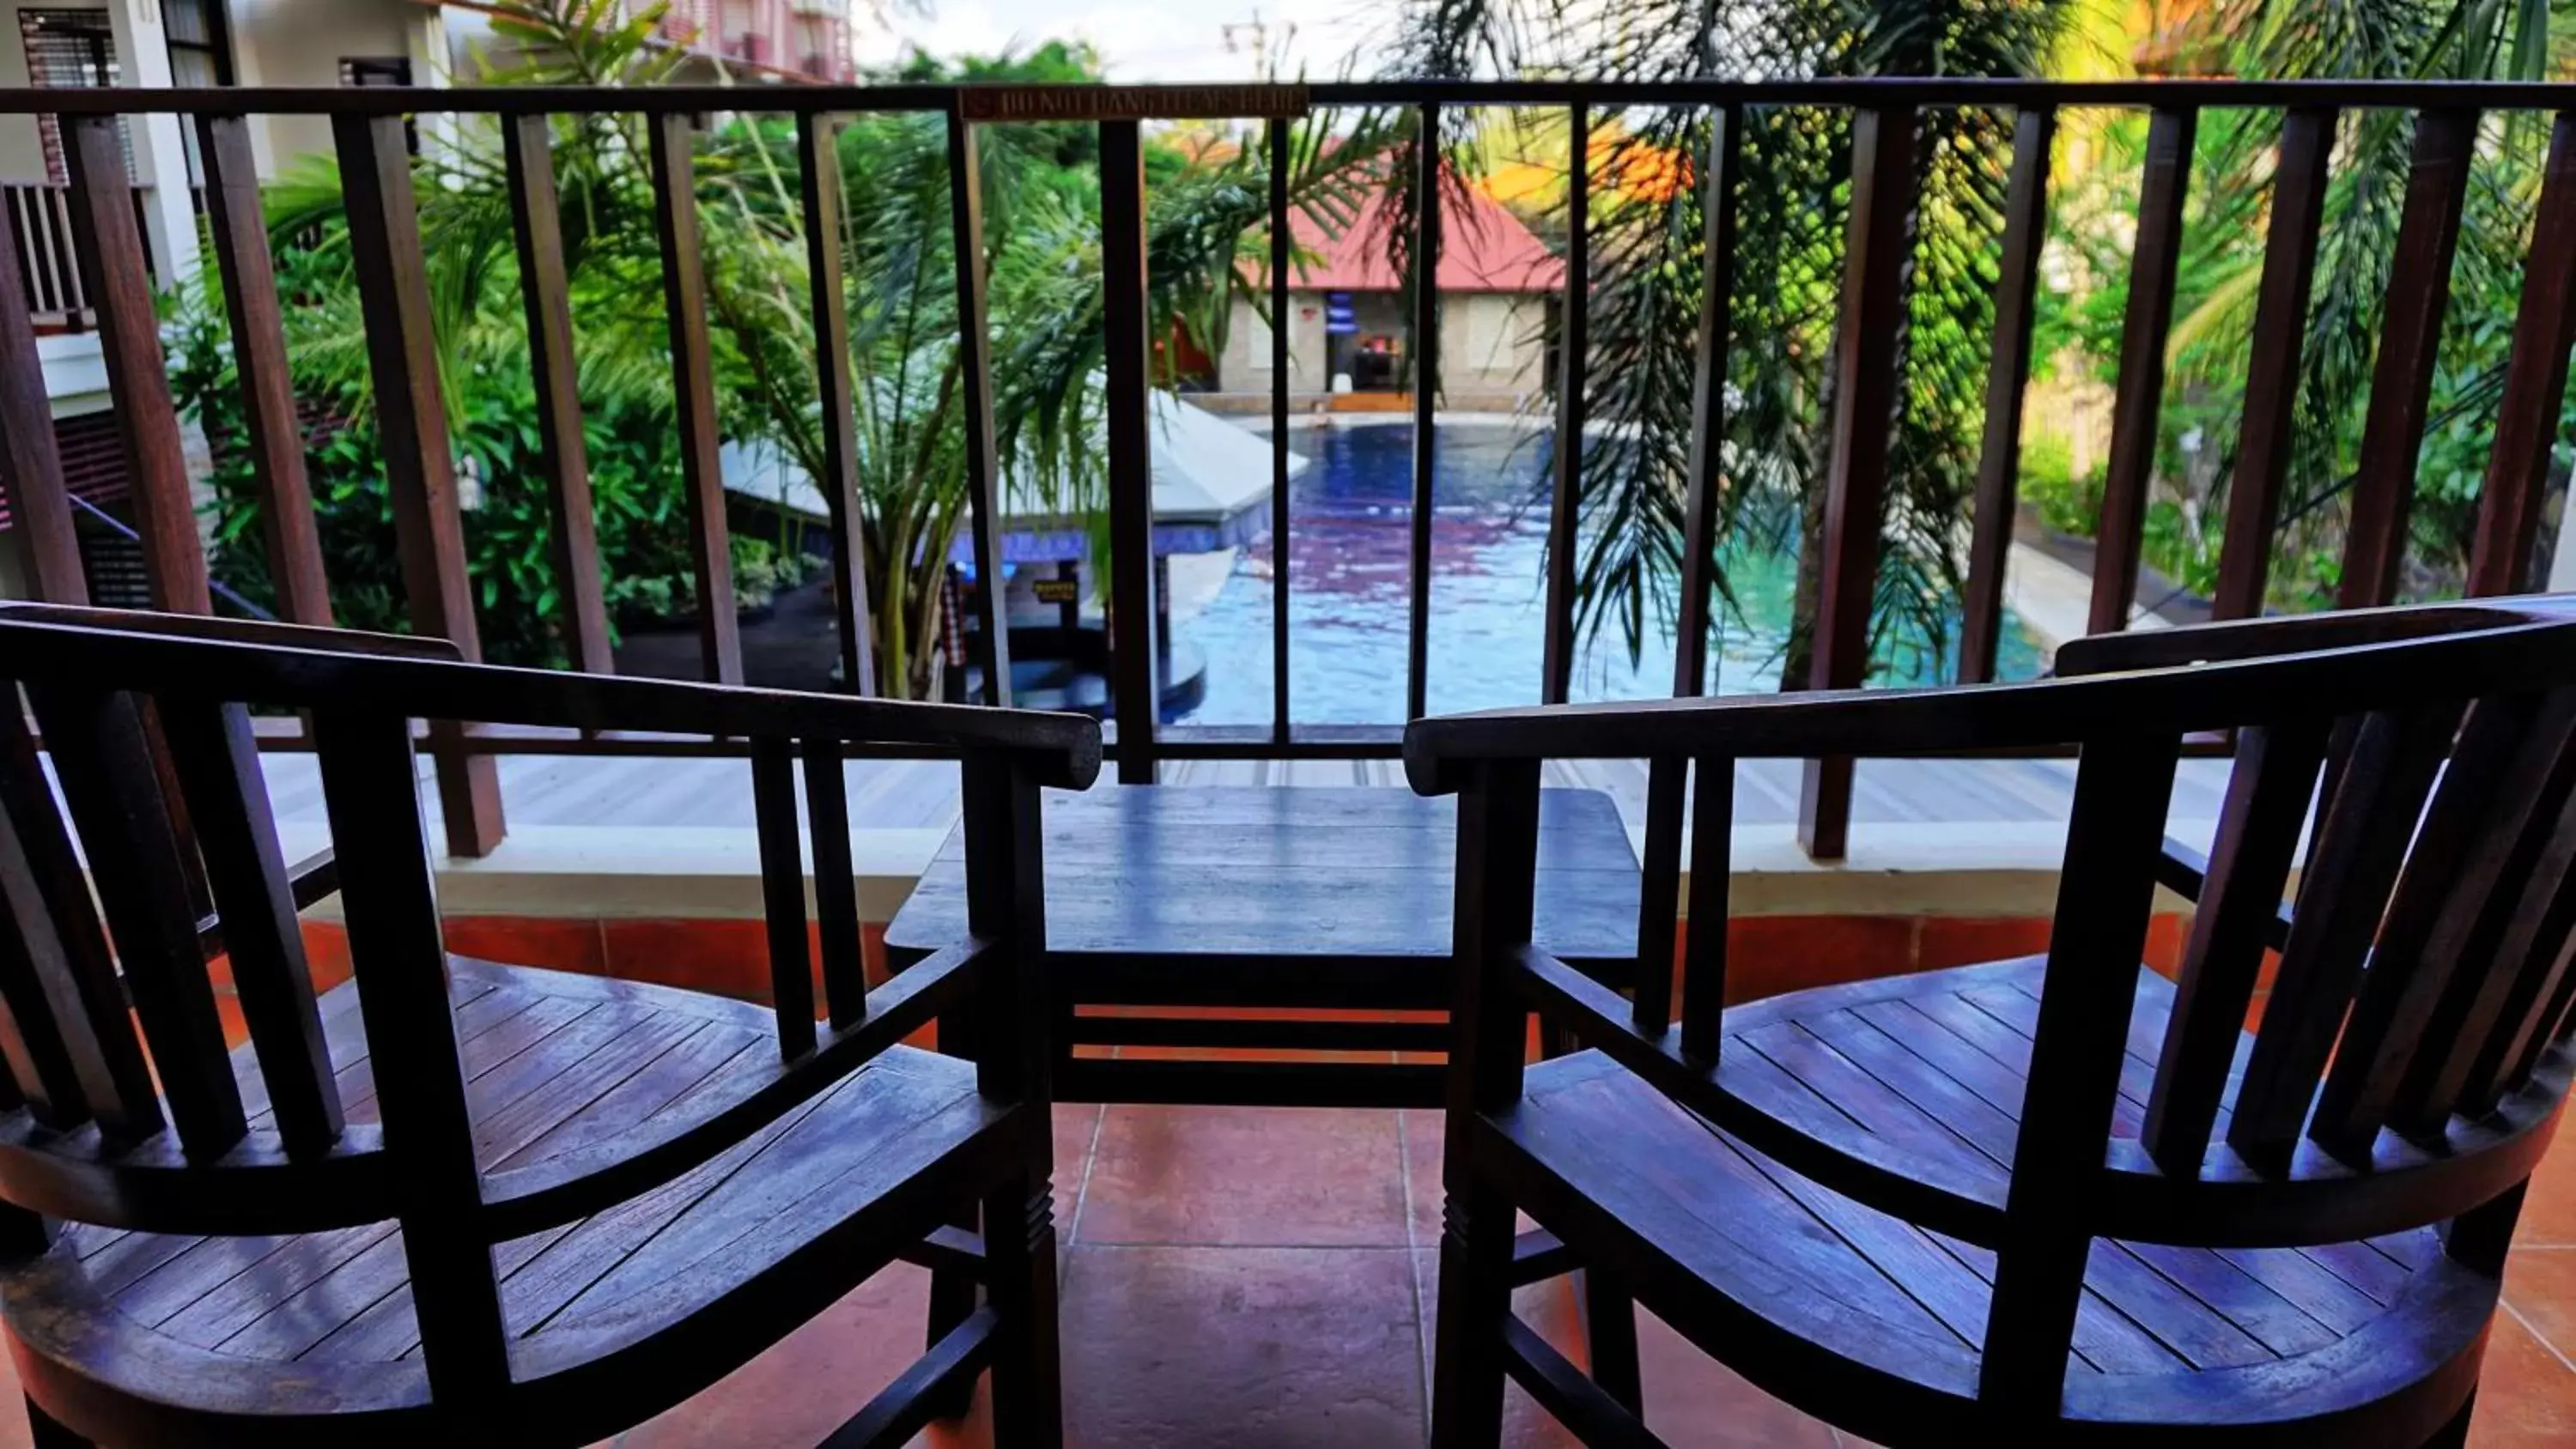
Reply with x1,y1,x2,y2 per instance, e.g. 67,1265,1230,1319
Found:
1251,181,1564,294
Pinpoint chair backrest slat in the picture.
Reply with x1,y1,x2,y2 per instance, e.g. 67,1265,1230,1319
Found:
1677,756,1733,1061
2313,691,2576,1155
2141,718,2328,1173
0,701,158,1135
2393,692,2576,1131
2411,775,2576,1120
750,735,818,1059
30,687,246,1155
2228,705,2458,1159
802,737,867,1031
155,696,343,1154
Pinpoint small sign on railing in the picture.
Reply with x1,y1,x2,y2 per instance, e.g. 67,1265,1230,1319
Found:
958,84,1309,123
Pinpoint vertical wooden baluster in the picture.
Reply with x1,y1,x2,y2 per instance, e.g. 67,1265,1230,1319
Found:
1269,117,1293,745
799,111,877,696
1637,106,1746,1006
1407,102,1443,724
647,112,743,685
1798,104,1917,861
1102,118,1159,782
1541,102,1591,705
1678,756,1735,1060
945,108,1013,707
1983,731,2179,1410
336,112,507,858
503,113,614,675
2339,108,2478,610
2088,106,2196,635
2208,108,2333,622
0,187,82,603
1674,102,1741,704
310,707,509,1411
802,737,866,1027
200,112,332,627
2469,112,2576,597
750,737,817,1058
62,115,207,614
1959,106,2053,680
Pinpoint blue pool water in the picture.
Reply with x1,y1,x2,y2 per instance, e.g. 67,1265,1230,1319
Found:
1177,423,2045,727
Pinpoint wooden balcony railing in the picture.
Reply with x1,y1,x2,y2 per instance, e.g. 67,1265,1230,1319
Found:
1,80,2573,869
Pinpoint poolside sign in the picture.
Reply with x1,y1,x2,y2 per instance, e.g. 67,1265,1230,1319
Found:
1324,293,1357,335
960,84,1309,122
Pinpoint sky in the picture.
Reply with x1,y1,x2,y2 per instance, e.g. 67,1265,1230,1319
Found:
848,0,1398,82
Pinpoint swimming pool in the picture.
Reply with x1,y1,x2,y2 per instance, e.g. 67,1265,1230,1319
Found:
1176,422,2044,727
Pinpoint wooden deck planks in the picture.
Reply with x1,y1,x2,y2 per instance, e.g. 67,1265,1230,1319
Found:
89,965,992,1376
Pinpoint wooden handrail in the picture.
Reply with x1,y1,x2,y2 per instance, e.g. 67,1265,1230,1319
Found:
0,617,1104,787
6,78,2576,115
1402,609,2576,792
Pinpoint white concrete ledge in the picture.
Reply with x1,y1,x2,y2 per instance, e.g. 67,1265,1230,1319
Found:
283,816,2215,926
286,824,945,924
1674,822,2214,918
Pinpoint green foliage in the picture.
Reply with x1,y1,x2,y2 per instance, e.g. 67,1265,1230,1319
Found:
1385,0,2072,686
168,258,693,665
168,3,1392,695
2041,0,2576,611
2019,433,2105,537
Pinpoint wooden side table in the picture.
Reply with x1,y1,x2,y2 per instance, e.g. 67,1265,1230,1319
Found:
884,785,1644,1107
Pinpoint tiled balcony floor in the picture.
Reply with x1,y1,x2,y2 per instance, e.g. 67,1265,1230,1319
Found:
2,1101,2572,1445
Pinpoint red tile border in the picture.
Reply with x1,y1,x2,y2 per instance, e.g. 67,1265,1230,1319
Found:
440,915,609,973
600,919,774,1002
1915,916,2054,971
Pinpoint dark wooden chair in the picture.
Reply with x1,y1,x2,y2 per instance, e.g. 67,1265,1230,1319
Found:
0,606,1097,1447
1412,597,2576,1446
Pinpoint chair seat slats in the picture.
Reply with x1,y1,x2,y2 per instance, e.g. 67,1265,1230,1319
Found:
3,961,1007,1442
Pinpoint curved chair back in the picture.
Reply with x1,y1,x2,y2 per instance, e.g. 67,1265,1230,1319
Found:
0,605,1097,1403
1406,596,2576,1400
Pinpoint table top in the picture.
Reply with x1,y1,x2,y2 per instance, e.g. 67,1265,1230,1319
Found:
884,785,1642,968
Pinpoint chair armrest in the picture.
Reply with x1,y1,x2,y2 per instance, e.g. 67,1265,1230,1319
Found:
0,615,1103,788
0,602,463,661
1402,608,2576,797
2053,600,2567,676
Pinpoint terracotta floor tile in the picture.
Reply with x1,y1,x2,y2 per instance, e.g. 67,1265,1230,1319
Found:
1080,1106,1407,1247
1060,1244,1422,1448
597,1263,984,1448
2518,1138,2576,1247
0,1335,27,1449
2470,1304,2576,1446
1403,1110,1445,1247
1413,1246,1607,1449
1055,1101,1103,1185
1412,1246,1834,1447
2506,1248,2576,1364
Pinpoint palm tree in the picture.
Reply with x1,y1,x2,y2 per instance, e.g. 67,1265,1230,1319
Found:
2142,0,2567,606
1379,0,2075,688
178,0,1392,696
